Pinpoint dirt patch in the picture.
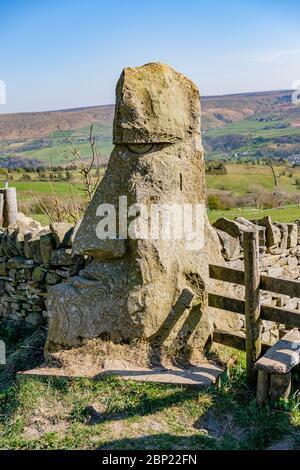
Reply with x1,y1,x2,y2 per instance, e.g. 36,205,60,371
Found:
194,409,246,441
23,402,69,439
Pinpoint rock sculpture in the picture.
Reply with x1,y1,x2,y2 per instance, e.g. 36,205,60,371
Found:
46,63,222,361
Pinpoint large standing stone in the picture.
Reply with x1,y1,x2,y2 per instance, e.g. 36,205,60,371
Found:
46,63,223,359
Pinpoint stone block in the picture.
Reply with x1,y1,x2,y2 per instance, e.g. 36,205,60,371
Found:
50,222,74,248
50,249,74,266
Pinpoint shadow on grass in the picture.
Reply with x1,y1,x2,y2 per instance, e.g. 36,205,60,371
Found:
0,327,46,391
81,384,199,424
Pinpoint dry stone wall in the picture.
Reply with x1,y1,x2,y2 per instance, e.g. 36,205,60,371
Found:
0,214,85,329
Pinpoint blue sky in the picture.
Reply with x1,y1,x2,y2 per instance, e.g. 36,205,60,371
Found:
1,0,300,113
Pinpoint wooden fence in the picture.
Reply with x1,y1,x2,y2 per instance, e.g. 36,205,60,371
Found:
208,230,300,384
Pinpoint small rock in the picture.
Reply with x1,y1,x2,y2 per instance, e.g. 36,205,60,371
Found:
46,271,62,285
40,232,55,265
50,222,74,248
32,267,46,283
50,249,74,266
0,262,7,277
287,223,298,249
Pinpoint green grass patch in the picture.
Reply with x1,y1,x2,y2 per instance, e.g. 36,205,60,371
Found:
19,142,113,165
208,205,300,224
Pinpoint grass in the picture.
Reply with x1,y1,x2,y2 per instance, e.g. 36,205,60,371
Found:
208,206,300,224
206,163,300,223
19,141,114,165
12,181,83,196
207,164,300,196
0,346,299,450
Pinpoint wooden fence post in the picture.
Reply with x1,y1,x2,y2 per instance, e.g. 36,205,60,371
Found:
244,229,261,386
0,185,18,227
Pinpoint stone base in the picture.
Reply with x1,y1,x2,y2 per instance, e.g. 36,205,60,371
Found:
17,361,224,388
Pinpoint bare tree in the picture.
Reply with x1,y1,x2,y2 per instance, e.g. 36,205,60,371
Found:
32,125,103,223
265,160,280,195
57,124,102,202
32,168,83,223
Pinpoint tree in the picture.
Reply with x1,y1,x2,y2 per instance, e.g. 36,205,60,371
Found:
57,124,102,202
264,160,280,195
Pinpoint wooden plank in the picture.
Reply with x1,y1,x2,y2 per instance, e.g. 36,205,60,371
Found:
213,330,246,351
262,304,300,328
270,373,292,401
213,330,270,354
209,265,245,286
209,292,300,328
256,370,270,406
208,293,244,314
260,275,300,297
254,329,300,374
244,230,261,385
209,265,300,298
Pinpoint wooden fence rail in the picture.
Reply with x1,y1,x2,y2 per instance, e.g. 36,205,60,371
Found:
209,265,300,298
208,228,300,385
208,293,300,328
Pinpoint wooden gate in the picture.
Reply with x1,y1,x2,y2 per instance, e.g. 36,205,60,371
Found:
208,229,300,384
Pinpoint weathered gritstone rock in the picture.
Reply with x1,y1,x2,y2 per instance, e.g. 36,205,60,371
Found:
46,63,223,361
215,229,240,260
50,222,74,248
251,216,281,249
234,217,266,247
287,224,298,249
212,217,265,250
113,63,200,144
275,223,289,250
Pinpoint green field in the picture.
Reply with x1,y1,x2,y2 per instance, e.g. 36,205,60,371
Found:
207,163,300,194
13,181,83,197
208,206,300,224
18,141,114,166
206,163,300,223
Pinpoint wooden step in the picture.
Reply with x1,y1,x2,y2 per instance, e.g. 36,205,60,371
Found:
254,329,300,375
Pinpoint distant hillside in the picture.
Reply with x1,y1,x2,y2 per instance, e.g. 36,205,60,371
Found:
202,90,300,128
0,89,300,166
0,105,115,141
